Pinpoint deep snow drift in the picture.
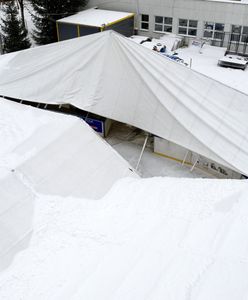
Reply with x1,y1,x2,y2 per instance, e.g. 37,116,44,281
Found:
0,177,247,300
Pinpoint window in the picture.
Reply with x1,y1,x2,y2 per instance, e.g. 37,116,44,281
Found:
203,22,224,40
140,14,149,31
178,19,197,36
154,16,173,33
231,25,248,43
242,26,248,43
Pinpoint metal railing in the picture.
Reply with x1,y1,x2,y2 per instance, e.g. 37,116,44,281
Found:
205,32,248,56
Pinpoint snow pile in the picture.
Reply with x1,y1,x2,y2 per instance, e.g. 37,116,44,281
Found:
0,99,137,272
0,177,247,300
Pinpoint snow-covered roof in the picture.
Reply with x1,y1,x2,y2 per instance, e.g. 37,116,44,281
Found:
57,8,134,27
207,0,248,4
0,176,248,299
0,31,248,175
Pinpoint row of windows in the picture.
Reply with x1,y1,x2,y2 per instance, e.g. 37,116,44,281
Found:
141,15,198,36
140,14,248,42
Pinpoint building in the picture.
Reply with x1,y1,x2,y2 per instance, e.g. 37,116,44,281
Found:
88,0,248,54
56,8,135,41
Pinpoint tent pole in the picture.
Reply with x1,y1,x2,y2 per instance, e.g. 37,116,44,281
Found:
182,150,189,166
190,155,199,172
135,133,149,171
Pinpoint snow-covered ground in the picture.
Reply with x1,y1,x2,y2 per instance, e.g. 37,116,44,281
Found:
176,44,248,94
131,34,248,94
0,177,247,300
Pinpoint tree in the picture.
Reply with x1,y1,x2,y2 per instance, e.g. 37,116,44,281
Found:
0,0,31,53
17,0,25,28
0,0,26,27
31,0,88,45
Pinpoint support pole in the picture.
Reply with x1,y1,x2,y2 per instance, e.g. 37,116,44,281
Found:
135,133,149,171
182,150,189,166
190,155,199,172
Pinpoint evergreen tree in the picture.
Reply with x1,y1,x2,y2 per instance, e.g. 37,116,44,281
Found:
17,0,25,28
31,0,88,45
0,0,31,53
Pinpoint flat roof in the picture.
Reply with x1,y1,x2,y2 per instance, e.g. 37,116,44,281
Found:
207,0,248,4
57,8,135,27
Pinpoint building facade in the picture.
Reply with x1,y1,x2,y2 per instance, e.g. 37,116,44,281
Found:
88,0,248,52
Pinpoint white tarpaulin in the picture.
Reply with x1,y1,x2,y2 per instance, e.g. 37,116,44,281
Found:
0,31,248,174
0,99,137,199
0,99,137,270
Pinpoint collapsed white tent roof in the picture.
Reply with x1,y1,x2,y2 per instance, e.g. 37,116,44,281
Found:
0,99,137,199
0,99,137,270
0,31,248,175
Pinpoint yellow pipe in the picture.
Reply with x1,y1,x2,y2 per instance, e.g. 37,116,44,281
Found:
104,13,135,28
56,22,60,41
154,151,192,166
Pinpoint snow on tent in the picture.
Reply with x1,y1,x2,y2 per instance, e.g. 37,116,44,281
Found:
0,99,137,199
0,31,248,175
0,176,248,300
0,99,137,271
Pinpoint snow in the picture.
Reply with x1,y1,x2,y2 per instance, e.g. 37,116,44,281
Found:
130,34,183,53
209,0,248,4
0,1,35,47
57,8,134,27
176,44,248,94
219,55,247,65
0,177,247,300
0,98,137,199
1,8,248,299
132,34,248,94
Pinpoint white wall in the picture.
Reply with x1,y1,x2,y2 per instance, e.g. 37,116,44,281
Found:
154,136,241,179
88,0,248,38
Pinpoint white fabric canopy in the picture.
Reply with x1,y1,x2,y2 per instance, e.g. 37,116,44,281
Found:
0,31,248,174
0,99,137,199
0,99,137,270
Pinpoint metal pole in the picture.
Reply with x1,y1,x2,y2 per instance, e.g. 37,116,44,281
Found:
135,133,149,171
190,155,199,172
189,58,192,69
182,150,189,166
